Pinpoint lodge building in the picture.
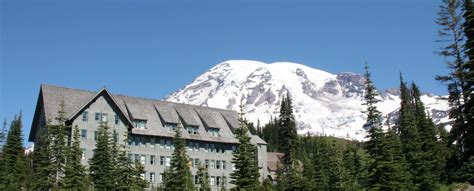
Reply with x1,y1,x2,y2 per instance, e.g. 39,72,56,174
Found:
29,84,268,190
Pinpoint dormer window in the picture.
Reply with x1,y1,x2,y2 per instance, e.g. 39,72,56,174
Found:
134,120,147,129
164,123,177,132
209,128,220,137
187,126,199,135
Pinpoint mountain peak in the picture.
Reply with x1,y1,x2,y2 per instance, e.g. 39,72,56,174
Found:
167,60,449,140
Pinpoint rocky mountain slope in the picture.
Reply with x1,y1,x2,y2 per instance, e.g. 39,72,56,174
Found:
166,60,450,140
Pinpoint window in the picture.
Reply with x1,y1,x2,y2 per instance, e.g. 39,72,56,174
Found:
165,140,171,149
134,120,147,129
134,136,139,146
194,175,199,184
134,154,140,163
94,131,98,141
159,138,164,148
160,156,165,166
222,176,227,186
210,144,215,153
205,160,209,169
150,172,155,183
164,123,177,132
128,135,133,146
209,128,220,137
95,112,101,121
150,155,156,165
128,154,133,161
81,129,87,140
140,155,146,165
216,176,221,186
193,158,200,168
187,126,198,135
82,111,88,122
204,143,209,152
194,142,200,151
141,137,147,147
210,176,215,186
159,174,163,182
165,157,171,167
101,113,108,123
210,160,215,169
81,148,86,160
222,161,227,170
150,138,155,148
114,114,120,125
188,141,194,151
216,160,221,169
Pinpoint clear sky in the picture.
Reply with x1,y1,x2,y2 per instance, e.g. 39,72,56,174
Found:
1,0,449,145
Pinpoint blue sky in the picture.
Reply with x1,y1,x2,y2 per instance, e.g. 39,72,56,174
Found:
1,0,449,145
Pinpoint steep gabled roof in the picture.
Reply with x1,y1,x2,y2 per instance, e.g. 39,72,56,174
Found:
67,88,134,127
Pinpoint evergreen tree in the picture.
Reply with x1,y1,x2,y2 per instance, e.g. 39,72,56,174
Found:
436,0,467,149
114,133,147,190
412,83,443,189
362,63,384,188
0,114,28,190
343,143,367,190
371,127,411,190
275,93,302,190
326,140,348,190
89,123,115,190
261,117,280,152
196,164,211,191
278,93,298,170
460,0,474,184
31,127,55,190
311,138,331,190
63,125,87,190
230,105,260,190
397,75,422,188
164,122,194,190
49,100,69,189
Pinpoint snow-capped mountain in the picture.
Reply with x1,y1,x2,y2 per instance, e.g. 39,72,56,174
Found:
166,60,450,140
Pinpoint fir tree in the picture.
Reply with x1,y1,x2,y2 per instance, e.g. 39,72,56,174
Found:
164,122,194,190
460,0,474,183
312,138,331,190
89,123,115,190
278,93,298,170
0,114,28,190
411,83,443,189
230,105,260,190
372,127,411,190
63,125,87,190
31,127,55,190
49,100,69,189
343,143,367,190
397,75,422,187
326,140,348,190
196,164,211,191
114,133,147,190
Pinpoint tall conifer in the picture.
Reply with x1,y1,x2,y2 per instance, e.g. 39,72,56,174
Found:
0,114,28,190
164,122,194,190
63,125,87,190
230,105,260,190
89,123,114,190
